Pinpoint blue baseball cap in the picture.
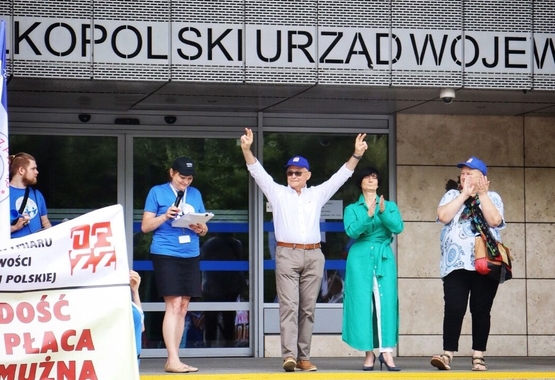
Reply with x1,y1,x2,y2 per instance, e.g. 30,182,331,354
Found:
457,156,487,175
285,156,310,170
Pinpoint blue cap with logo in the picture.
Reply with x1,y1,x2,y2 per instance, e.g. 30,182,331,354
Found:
456,156,487,175
285,156,310,170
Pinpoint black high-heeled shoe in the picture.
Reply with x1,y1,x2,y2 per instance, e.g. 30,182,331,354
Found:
378,353,401,371
362,353,376,371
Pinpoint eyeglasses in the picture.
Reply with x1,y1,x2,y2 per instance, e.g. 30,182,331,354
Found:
286,170,306,177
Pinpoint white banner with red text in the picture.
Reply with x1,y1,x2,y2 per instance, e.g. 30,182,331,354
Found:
0,204,139,380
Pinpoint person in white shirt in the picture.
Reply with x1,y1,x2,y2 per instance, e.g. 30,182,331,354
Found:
240,128,367,372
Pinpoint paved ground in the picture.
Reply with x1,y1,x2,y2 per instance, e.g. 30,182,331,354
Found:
139,356,555,379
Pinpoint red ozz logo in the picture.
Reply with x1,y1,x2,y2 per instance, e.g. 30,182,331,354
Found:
68,222,117,275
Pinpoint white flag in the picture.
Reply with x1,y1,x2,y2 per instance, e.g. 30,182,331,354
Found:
0,20,10,242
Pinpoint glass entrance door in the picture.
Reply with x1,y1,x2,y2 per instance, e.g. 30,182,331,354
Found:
132,136,251,357
257,131,390,346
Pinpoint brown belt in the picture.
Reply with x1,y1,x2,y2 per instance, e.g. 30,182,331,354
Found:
276,242,321,250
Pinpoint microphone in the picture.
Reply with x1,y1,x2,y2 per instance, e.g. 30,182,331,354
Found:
174,190,184,207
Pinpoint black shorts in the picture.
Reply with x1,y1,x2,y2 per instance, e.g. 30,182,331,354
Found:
150,254,201,298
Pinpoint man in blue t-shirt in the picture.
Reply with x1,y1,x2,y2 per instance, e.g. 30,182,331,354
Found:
9,152,52,238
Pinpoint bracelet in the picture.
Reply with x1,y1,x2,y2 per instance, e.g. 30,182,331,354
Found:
352,154,362,160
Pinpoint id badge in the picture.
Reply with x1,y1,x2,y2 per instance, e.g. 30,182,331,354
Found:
179,235,191,244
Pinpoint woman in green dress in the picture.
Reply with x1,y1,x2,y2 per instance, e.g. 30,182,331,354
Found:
342,166,404,371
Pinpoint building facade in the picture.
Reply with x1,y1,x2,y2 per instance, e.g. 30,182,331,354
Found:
2,0,555,358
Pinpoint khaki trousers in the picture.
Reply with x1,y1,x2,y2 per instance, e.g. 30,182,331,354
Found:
275,246,325,360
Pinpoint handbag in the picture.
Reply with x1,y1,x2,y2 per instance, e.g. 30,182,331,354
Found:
474,233,513,283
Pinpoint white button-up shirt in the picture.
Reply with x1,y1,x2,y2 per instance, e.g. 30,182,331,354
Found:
247,160,354,244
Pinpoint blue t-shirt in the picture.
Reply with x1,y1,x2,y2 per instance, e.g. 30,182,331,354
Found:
10,186,48,239
143,183,206,258
131,301,143,364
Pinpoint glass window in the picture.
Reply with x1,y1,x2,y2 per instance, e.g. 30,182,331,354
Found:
260,132,389,303
142,309,249,349
9,135,118,221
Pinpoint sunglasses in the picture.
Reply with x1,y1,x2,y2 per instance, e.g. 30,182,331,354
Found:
286,170,306,177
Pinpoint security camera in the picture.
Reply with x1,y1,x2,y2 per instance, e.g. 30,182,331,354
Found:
439,88,455,104
319,136,331,147
78,114,91,123
164,116,177,124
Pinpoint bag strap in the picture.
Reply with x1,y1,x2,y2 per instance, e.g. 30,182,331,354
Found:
18,186,31,215
465,196,500,259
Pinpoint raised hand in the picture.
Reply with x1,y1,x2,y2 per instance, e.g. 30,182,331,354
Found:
354,133,368,156
461,175,475,197
476,175,490,196
130,270,141,292
240,128,254,150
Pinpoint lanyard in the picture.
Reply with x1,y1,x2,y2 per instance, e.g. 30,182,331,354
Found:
169,183,187,211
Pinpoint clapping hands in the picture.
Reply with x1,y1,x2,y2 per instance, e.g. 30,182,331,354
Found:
367,195,385,217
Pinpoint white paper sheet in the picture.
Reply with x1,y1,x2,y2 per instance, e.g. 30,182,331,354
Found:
171,212,214,228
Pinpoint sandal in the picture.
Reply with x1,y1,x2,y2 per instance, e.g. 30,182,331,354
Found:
430,354,451,370
472,356,487,371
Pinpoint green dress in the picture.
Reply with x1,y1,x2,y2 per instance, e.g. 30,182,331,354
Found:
342,194,404,351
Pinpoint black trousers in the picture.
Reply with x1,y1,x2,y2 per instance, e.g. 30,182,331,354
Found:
442,269,499,352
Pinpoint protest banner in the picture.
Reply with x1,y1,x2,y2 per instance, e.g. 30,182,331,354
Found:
0,204,139,380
